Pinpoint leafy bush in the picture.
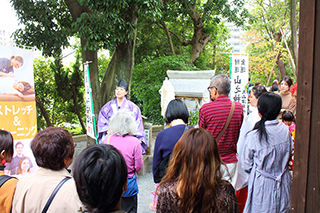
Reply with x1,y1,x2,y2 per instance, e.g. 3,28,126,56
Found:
131,55,198,124
189,107,199,127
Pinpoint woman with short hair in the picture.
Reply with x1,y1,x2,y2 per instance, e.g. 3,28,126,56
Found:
12,127,83,213
157,128,239,213
104,110,143,213
152,99,191,184
73,144,127,213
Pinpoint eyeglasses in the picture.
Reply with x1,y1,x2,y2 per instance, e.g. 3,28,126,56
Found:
207,86,215,92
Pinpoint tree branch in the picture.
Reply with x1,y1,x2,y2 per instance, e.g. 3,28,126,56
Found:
155,22,192,46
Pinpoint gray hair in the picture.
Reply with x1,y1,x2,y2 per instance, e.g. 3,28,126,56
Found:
210,74,231,95
108,110,138,136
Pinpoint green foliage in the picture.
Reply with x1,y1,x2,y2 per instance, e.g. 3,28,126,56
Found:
135,0,249,64
51,53,86,133
194,21,232,71
64,126,83,135
131,55,198,124
34,57,54,130
12,0,74,56
11,0,162,56
189,107,199,126
243,0,297,85
34,56,86,133
98,53,111,82
72,0,162,51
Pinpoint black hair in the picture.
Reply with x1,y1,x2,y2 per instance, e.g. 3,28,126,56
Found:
165,99,190,124
253,92,282,142
0,130,14,158
251,85,267,99
282,76,293,88
282,110,295,122
271,85,279,92
73,144,128,213
19,81,35,95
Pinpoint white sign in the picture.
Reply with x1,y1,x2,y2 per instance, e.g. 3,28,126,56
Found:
230,54,249,116
84,62,96,140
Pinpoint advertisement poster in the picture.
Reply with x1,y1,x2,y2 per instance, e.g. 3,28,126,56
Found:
230,53,249,116
0,45,37,177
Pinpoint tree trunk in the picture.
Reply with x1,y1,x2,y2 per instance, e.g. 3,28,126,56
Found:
80,38,99,146
275,31,287,79
290,0,298,73
189,8,212,63
70,84,86,134
36,96,52,127
212,43,216,69
65,0,99,145
162,21,175,55
100,4,138,104
65,0,137,145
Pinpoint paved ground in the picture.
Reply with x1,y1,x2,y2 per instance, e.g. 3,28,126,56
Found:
137,157,156,213
72,127,162,213
137,127,161,212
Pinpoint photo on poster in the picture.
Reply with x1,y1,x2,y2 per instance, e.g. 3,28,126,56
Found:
0,45,38,178
0,46,35,100
4,138,37,178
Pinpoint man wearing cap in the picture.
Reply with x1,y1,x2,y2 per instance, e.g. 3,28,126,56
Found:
98,79,147,153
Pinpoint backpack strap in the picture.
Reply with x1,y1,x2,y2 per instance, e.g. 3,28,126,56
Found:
215,101,235,142
41,177,71,213
0,175,16,187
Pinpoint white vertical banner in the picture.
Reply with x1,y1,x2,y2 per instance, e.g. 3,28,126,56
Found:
84,62,97,140
230,53,249,116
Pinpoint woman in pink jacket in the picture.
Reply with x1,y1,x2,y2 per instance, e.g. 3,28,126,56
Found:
104,110,143,213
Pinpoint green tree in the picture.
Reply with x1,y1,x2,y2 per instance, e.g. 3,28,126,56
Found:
243,0,299,84
135,0,248,64
34,56,86,133
131,54,198,124
51,53,86,133
34,57,55,129
11,0,161,142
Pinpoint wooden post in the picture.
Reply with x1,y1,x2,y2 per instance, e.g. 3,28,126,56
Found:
291,0,320,212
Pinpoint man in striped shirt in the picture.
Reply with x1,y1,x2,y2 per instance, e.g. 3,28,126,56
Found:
199,74,243,187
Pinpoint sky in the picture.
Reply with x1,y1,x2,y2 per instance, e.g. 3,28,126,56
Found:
0,0,79,65
0,0,19,33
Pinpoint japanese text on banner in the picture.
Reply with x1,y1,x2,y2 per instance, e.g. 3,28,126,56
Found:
230,54,249,116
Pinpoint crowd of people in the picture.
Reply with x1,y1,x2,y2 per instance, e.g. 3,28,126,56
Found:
0,76,297,213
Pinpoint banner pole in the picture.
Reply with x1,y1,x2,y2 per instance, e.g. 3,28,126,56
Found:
85,61,98,144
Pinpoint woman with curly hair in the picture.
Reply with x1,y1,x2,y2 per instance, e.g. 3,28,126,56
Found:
157,128,239,213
